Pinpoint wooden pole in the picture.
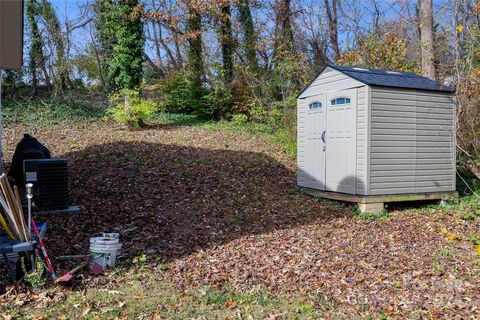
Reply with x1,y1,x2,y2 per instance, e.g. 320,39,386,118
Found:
0,174,24,241
14,186,29,241
0,183,21,239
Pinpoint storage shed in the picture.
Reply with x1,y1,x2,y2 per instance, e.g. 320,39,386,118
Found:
297,64,457,213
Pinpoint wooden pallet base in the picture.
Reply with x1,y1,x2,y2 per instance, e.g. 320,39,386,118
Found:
301,188,458,213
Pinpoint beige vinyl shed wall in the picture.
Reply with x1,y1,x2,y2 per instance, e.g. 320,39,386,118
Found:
297,67,456,196
368,87,456,195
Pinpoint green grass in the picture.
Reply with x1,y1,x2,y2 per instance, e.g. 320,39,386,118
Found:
198,120,297,156
3,95,106,125
200,119,274,134
151,112,207,126
353,207,391,220
273,127,297,157
1,266,362,319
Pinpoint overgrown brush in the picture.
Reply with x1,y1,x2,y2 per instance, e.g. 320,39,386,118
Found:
2,92,106,125
107,89,158,128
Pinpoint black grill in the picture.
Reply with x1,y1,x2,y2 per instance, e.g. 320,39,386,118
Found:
24,159,71,210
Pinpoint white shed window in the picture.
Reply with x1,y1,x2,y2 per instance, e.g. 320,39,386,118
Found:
308,102,323,109
331,97,351,106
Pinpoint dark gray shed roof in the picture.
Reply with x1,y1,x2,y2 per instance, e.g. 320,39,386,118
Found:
299,64,455,97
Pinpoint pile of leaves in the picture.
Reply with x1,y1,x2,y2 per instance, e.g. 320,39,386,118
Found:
0,121,478,318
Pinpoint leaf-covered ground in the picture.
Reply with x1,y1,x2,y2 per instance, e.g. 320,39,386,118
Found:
0,121,479,319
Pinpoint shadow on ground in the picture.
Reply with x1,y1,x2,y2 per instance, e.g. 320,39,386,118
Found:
38,141,348,263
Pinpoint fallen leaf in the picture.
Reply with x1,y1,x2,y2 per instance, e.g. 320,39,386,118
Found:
437,226,448,235
225,300,236,309
445,232,461,241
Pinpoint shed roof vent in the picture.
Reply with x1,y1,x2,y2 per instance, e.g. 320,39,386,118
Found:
353,67,370,72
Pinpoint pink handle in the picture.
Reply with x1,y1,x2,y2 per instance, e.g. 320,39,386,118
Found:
31,219,56,281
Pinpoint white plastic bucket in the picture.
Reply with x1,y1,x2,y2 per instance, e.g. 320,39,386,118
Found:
89,236,122,273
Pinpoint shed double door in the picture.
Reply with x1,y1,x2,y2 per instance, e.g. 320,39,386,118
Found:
304,89,356,194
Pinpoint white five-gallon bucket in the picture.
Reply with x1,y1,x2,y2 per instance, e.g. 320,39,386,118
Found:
89,235,122,273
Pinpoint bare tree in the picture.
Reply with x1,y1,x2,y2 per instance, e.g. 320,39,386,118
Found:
324,0,340,61
299,1,328,68
273,0,295,62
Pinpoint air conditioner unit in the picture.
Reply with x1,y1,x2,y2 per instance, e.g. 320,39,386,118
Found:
23,158,71,210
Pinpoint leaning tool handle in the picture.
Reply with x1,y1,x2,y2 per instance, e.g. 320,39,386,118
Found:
0,209,14,239
26,183,33,235
31,218,56,281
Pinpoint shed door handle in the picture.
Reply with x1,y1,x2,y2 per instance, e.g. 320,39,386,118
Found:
321,131,326,143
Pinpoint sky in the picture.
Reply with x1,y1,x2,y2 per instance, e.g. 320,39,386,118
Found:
48,0,92,47
26,0,456,65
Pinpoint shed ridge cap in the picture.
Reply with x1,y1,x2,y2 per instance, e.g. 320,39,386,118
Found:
327,63,419,76
325,64,455,93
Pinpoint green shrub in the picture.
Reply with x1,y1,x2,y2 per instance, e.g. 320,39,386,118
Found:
248,102,268,123
107,89,158,128
156,71,195,113
268,108,284,128
202,80,233,119
156,70,235,119
21,258,47,290
231,113,248,125
439,194,480,220
156,70,210,116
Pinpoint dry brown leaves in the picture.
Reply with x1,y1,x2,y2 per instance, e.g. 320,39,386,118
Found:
0,122,478,318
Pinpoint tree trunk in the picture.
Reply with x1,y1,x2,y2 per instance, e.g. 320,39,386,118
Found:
147,20,164,71
219,4,234,84
324,0,340,61
95,0,145,91
39,0,72,91
281,0,294,53
26,0,38,92
465,161,480,181
273,0,294,61
169,26,184,66
26,0,51,93
237,0,258,70
419,0,435,79
144,52,164,77
88,27,106,89
94,0,114,91
309,38,328,68
186,1,203,85
156,22,178,69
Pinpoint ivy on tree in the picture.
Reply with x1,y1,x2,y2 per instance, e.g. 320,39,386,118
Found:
96,0,145,91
